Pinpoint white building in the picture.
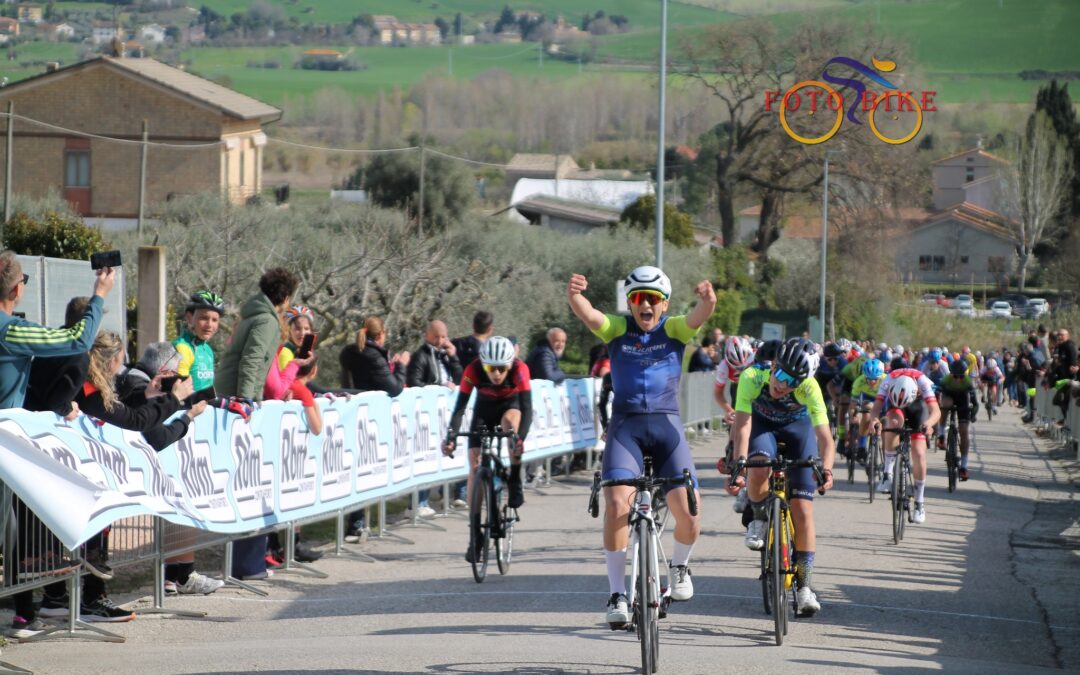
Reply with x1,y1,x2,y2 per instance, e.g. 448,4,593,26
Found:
139,23,166,44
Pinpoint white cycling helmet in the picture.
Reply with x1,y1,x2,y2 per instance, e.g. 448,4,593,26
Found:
986,357,997,369
479,336,515,367
876,342,888,352
624,265,672,299
724,336,754,370
888,375,918,409
893,344,904,355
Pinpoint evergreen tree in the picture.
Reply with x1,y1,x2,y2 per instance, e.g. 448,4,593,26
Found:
1035,80,1080,217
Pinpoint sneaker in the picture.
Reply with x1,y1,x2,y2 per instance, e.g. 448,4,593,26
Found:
264,552,283,568
744,519,767,551
732,487,749,514
796,586,821,617
958,467,969,482
936,436,946,450
344,528,369,544
416,505,437,519
38,594,70,618
877,474,893,494
80,596,135,623
164,580,178,596
451,498,468,509
238,569,273,581
177,571,225,595
606,593,630,625
294,541,324,563
669,565,693,601
507,477,525,509
912,503,926,524
8,616,50,639
81,550,113,581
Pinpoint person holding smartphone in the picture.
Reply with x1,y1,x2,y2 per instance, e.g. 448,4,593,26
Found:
263,305,316,400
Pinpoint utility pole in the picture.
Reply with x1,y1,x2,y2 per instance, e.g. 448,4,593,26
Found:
654,0,668,268
417,144,426,237
3,101,12,227
818,152,831,344
137,119,148,235
448,47,453,76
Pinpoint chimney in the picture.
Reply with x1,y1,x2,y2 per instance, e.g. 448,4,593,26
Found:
45,62,59,73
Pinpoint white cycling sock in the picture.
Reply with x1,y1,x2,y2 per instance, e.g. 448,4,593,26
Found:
883,454,895,476
670,541,694,568
605,549,627,595
915,480,926,503
960,453,969,469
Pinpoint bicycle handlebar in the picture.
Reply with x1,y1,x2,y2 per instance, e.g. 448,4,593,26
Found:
588,469,697,518
727,457,825,489
444,427,519,459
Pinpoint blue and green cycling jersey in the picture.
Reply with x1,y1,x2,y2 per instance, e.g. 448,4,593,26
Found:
851,374,880,400
173,329,215,391
735,366,829,427
840,354,868,382
592,313,698,415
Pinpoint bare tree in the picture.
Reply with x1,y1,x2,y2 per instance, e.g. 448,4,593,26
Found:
1000,111,1075,291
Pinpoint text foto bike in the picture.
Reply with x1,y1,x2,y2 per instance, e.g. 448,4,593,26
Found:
729,454,824,646
588,456,697,675
448,426,520,583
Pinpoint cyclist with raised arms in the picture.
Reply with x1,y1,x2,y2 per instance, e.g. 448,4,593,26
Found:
567,266,715,626
443,336,532,562
727,337,835,617
937,359,978,481
869,368,941,524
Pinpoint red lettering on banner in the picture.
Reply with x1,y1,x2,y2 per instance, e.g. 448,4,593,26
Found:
807,88,821,111
784,91,801,111
826,91,842,111
764,90,780,112
862,90,878,112
898,92,915,112
921,90,937,111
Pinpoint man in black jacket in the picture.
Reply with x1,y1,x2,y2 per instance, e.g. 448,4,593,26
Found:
407,320,463,388
452,310,493,371
526,327,567,384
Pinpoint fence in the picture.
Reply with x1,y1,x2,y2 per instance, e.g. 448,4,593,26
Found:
1030,376,1080,458
14,255,126,340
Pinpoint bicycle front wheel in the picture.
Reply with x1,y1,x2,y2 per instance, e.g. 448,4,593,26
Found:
867,435,880,503
946,427,959,493
771,498,787,646
469,468,493,583
636,518,658,674
497,503,515,575
891,458,904,544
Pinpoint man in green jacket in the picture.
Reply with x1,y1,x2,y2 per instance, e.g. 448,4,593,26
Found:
215,268,299,400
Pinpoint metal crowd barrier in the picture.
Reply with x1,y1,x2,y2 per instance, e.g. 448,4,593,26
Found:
1030,376,1079,456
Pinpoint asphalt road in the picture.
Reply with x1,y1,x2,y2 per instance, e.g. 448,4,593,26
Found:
6,405,1079,674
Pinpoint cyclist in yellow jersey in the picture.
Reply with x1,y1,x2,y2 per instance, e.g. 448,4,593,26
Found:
727,337,835,617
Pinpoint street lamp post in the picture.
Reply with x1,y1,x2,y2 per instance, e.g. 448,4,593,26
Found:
655,0,668,268
818,150,840,344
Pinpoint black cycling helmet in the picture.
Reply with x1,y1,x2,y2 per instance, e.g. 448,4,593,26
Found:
755,339,781,365
949,359,967,377
775,337,816,381
185,290,225,315
823,342,843,359
890,356,909,371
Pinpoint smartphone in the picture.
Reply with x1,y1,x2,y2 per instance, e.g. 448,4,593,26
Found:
296,333,316,359
90,250,122,270
159,375,179,392
185,386,217,408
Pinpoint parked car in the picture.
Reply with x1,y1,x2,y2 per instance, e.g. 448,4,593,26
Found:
953,294,974,316
990,301,1012,319
921,293,939,305
1000,293,1030,316
1026,298,1050,318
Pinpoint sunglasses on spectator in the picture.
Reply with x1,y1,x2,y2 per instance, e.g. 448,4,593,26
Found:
483,364,509,375
628,291,666,306
773,368,801,388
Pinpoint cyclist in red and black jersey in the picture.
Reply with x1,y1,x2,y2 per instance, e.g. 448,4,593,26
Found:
444,336,533,514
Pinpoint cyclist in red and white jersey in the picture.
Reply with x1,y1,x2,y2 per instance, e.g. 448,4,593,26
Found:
979,357,1004,415
869,368,941,524
714,336,754,423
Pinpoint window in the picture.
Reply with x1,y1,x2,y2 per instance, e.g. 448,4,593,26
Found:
64,151,90,187
960,255,969,264
965,169,975,182
919,255,945,271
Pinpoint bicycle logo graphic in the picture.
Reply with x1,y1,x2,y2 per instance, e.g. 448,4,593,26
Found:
768,57,934,146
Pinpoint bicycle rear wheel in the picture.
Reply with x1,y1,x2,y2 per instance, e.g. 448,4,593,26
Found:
946,427,959,493
770,498,786,646
847,440,856,484
867,435,880,503
636,518,658,674
469,468,492,583
760,545,771,615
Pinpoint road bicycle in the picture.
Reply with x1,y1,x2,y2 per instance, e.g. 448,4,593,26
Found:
449,426,519,583
588,456,696,674
883,427,915,544
943,407,961,493
729,454,824,646
866,430,884,503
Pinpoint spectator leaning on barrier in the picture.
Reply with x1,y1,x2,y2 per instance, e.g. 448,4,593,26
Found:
0,250,114,409
215,267,299,582
526,327,568,384
407,319,462,518
41,330,196,623
340,316,409,539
